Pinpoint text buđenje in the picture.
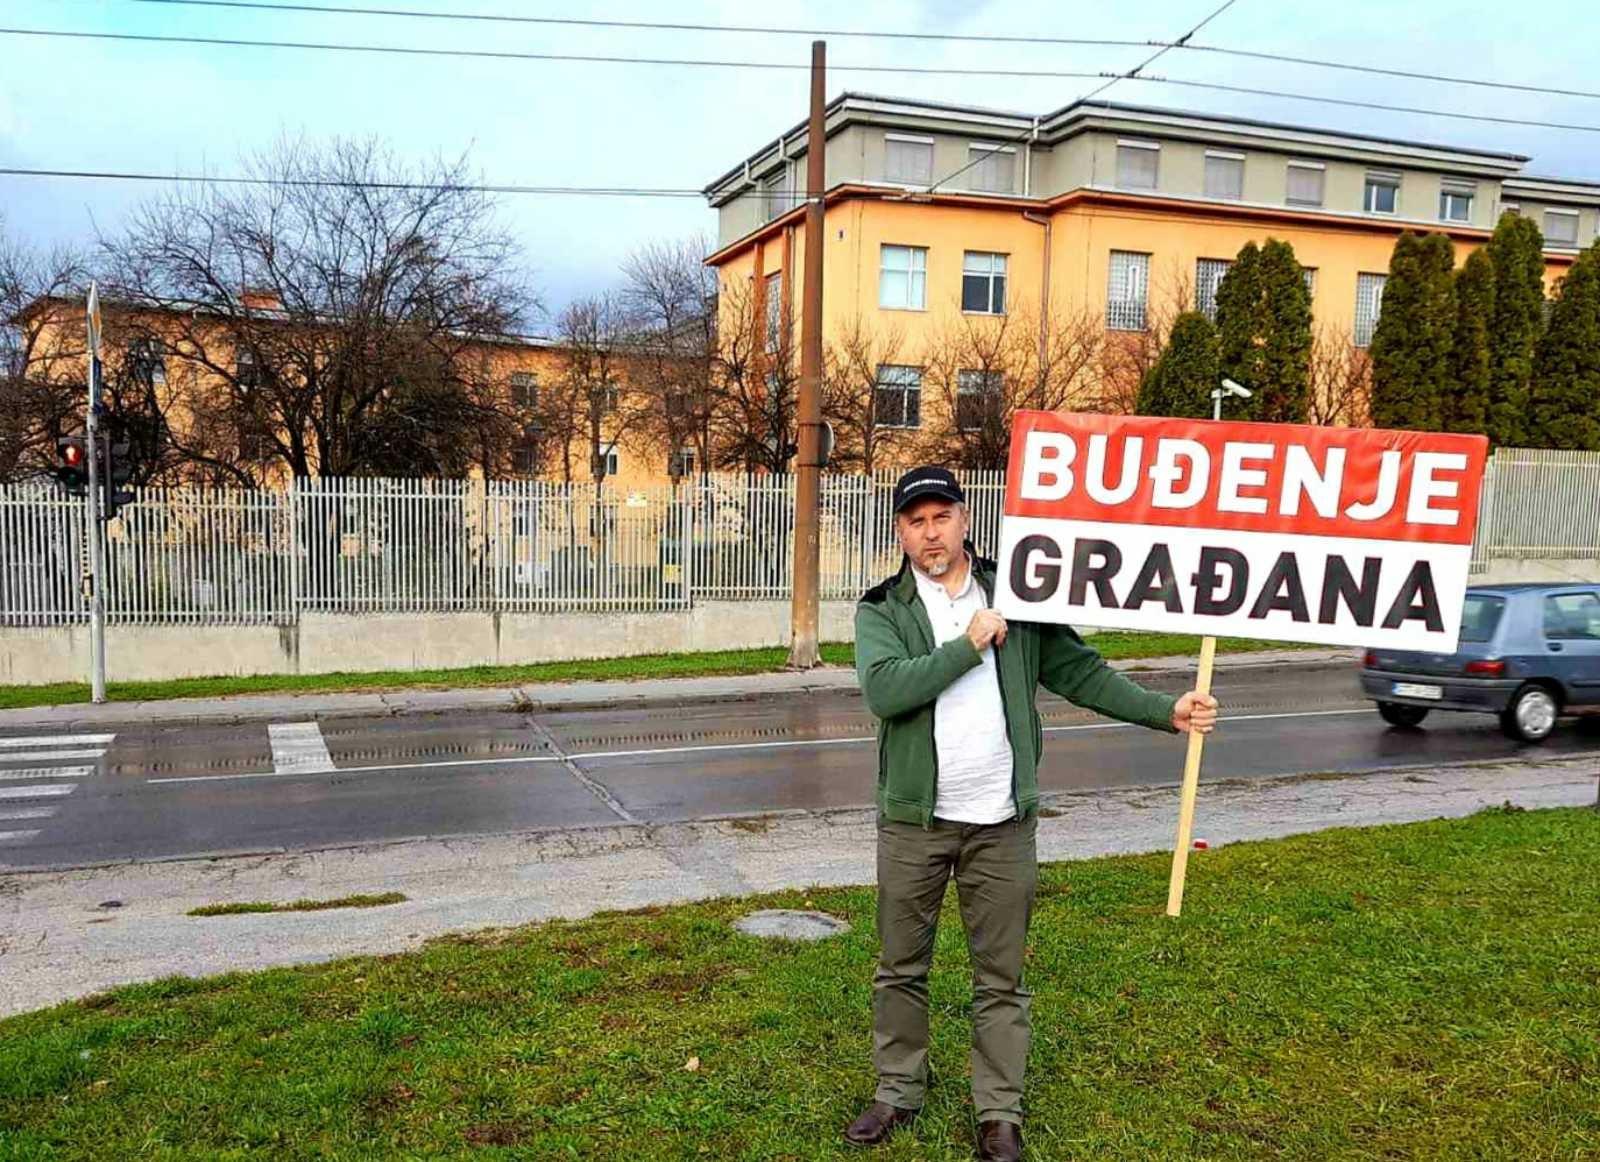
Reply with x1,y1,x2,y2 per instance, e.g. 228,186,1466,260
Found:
994,413,1488,653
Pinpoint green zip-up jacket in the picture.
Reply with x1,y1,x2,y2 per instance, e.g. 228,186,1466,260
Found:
856,550,1179,826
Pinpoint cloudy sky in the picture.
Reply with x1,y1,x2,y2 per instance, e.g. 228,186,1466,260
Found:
3,0,1596,331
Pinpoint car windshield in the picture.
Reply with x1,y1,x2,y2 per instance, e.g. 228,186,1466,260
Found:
1459,594,1505,643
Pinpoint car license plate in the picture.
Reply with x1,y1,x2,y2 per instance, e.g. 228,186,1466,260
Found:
1392,682,1444,700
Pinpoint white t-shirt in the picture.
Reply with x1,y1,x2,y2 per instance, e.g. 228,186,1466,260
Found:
911,558,1017,825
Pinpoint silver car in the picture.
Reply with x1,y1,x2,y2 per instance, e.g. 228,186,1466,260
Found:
1360,583,1600,742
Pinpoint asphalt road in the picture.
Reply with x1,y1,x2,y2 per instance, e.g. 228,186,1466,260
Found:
3,661,1597,872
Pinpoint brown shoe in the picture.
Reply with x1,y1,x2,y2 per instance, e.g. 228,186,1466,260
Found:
843,1101,919,1146
976,1119,1022,1161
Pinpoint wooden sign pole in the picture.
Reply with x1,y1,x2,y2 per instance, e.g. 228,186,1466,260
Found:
1166,634,1217,918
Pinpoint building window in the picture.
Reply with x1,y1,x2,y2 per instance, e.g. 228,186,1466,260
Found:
1203,151,1244,200
873,364,922,429
1107,251,1151,331
956,369,1003,432
512,439,539,476
592,445,620,479
885,134,933,185
961,251,1008,314
761,168,791,222
234,346,262,391
764,271,783,352
1355,273,1386,348
1545,209,1580,247
668,448,696,478
967,144,1015,194
665,391,691,419
1439,181,1475,223
1302,267,1318,298
879,245,928,310
510,371,538,410
1195,258,1232,320
1364,171,1400,214
1116,140,1160,190
126,338,165,388
1286,162,1325,208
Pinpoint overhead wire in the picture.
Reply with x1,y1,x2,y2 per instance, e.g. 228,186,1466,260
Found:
2,25,1595,136
0,167,710,198
126,0,1600,103
926,0,1240,193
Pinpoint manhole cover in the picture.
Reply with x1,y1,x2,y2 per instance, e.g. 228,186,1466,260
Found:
735,909,850,942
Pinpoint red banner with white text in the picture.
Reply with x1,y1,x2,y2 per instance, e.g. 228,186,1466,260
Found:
994,411,1488,651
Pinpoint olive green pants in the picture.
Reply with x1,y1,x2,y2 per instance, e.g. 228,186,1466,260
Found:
873,815,1038,1125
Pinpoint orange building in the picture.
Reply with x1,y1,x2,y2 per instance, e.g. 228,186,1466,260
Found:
16,292,681,491
703,95,1588,453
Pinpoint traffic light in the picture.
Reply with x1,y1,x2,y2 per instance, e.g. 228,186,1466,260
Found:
101,439,136,520
54,436,89,497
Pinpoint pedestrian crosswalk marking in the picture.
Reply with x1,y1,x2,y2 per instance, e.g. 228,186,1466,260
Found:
0,830,42,843
0,784,77,800
0,734,115,749
0,807,57,821
269,722,335,774
0,766,95,782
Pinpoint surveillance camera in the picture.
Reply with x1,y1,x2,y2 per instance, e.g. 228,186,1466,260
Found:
1221,377,1253,399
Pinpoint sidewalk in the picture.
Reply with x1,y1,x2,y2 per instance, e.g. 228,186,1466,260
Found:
1,749,1588,1018
0,648,1357,729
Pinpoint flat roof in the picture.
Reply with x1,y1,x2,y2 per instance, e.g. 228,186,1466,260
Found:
705,91,1539,198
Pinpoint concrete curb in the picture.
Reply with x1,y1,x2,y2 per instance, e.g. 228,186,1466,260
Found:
0,649,1360,730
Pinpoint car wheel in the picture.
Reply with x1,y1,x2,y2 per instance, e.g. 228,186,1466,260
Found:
1377,701,1430,728
1500,684,1559,743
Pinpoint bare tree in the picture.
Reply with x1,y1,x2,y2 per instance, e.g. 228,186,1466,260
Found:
1307,325,1374,426
918,302,1104,469
709,275,796,474
556,293,652,485
823,313,913,475
621,236,718,480
100,136,536,484
0,223,90,483
1092,280,1188,417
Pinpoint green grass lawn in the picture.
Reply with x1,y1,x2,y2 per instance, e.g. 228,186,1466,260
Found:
2,807,1594,1160
0,633,1317,711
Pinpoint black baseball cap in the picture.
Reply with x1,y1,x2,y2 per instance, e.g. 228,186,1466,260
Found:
892,465,965,513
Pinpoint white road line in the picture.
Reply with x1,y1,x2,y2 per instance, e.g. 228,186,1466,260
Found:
0,749,107,763
146,706,1380,786
0,784,77,800
0,734,115,749
0,807,57,821
0,766,96,782
268,722,335,774
0,830,42,843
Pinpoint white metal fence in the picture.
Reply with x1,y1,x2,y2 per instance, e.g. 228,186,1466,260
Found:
3,453,1595,628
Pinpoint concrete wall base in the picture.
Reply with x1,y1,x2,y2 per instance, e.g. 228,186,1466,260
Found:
0,601,859,686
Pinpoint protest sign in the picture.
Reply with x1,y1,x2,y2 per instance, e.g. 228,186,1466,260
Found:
993,410,1489,913
995,411,1489,652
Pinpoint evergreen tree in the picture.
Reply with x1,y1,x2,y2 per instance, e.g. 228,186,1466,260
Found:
1213,238,1313,423
1369,232,1456,431
1444,248,1494,435
1136,311,1219,418
1485,212,1546,446
1529,242,1600,450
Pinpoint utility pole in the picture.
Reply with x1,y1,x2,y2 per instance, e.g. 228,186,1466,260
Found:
787,39,826,669
84,282,108,703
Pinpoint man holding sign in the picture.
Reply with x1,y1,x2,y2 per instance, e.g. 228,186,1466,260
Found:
845,465,1217,1161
